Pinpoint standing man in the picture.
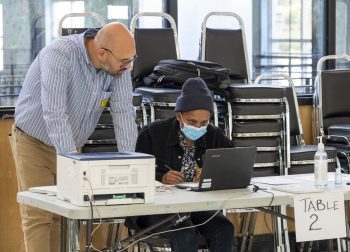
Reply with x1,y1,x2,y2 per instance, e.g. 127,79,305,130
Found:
10,22,138,251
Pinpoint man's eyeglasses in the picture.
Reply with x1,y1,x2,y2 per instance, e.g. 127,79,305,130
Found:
103,48,137,69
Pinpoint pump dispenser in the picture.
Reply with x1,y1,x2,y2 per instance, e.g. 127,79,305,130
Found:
314,136,328,187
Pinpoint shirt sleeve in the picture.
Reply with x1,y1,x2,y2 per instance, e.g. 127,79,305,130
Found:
109,70,138,152
215,127,234,148
39,44,77,154
135,126,164,181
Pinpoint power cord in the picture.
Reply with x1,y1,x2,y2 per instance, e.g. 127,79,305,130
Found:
250,184,275,233
107,209,221,252
109,189,245,252
84,177,103,252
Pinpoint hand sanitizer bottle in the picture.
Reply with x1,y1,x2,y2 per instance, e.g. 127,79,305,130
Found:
314,136,328,187
335,167,342,185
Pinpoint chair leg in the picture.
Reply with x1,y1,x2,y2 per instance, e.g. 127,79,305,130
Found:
281,206,290,252
327,239,333,252
239,212,252,252
247,212,257,252
273,206,285,252
69,219,80,252
307,241,313,252
106,223,115,248
346,201,350,252
337,238,344,252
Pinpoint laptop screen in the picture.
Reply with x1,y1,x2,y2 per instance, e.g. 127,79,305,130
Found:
177,147,257,191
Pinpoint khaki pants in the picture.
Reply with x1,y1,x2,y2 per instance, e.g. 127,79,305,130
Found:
10,124,60,252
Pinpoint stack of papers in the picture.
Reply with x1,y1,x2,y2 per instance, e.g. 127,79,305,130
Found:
271,184,325,194
29,186,57,195
251,176,304,185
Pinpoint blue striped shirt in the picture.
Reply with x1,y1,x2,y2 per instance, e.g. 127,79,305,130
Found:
15,30,137,154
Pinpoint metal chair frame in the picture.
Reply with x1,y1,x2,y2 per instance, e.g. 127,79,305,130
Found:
201,11,251,83
255,73,343,252
229,87,291,252
131,13,181,127
58,12,105,36
130,12,180,59
231,96,290,175
315,54,350,138
141,96,222,128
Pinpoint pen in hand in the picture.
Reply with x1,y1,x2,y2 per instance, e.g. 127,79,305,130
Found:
164,164,172,171
162,163,183,184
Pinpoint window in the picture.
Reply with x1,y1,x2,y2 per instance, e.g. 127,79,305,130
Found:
0,4,3,71
51,1,85,39
178,0,252,61
177,0,327,95
0,0,166,108
336,0,350,68
253,0,316,94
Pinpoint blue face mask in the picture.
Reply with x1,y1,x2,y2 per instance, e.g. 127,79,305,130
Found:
180,114,208,141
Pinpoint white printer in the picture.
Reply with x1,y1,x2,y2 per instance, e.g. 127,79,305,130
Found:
57,152,155,206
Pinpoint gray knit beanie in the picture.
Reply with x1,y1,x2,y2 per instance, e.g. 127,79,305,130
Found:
174,77,214,113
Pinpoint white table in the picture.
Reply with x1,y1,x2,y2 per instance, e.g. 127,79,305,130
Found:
17,187,293,219
17,174,350,252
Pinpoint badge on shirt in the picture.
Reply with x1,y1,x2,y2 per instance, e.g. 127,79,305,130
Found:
100,98,109,108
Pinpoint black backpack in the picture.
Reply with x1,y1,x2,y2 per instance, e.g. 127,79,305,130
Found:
143,59,244,97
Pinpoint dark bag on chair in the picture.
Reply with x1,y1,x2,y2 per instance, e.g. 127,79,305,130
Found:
143,59,243,96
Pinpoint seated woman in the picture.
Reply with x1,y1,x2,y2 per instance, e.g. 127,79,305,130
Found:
134,77,235,252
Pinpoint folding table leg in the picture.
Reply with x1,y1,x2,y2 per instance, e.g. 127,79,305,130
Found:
240,212,252,252
60,217,67,252
247,212,257,251
272,206,285,252
86,219,93,251
69,219,80,251
281,206,290,252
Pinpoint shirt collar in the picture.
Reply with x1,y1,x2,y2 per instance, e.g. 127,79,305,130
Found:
79,28,99,68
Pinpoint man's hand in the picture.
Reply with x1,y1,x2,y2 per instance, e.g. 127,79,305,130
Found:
162,170,183,185
193,167,202,182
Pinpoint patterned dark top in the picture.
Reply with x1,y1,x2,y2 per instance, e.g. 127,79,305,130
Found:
179,134,196,182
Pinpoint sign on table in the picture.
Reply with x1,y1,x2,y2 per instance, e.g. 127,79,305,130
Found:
294,192,346,242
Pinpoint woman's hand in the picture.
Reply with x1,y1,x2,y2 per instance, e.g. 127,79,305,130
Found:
162,170,183,185
193,167,202,182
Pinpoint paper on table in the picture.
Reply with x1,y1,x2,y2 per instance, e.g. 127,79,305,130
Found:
251,176,305,185
271,184,325,194
29,186,57,195
296,172,350,182
176,182,199,188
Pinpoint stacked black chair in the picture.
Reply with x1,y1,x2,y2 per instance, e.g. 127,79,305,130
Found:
134,87,181,124
131,12,182,127
227,84,290,252
131,12,180,88
131,13,228,132
314,54,350,171
201,12,251,83
255,74,341,252
134,86,227,135
228,84,289,177
254,74,337,175
201,11,251,139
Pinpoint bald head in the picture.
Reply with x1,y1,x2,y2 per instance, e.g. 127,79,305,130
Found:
95,22,136,60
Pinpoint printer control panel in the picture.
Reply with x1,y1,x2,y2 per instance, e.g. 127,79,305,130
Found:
86,164,148,189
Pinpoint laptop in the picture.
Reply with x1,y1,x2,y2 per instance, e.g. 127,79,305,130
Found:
176,147,257,191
